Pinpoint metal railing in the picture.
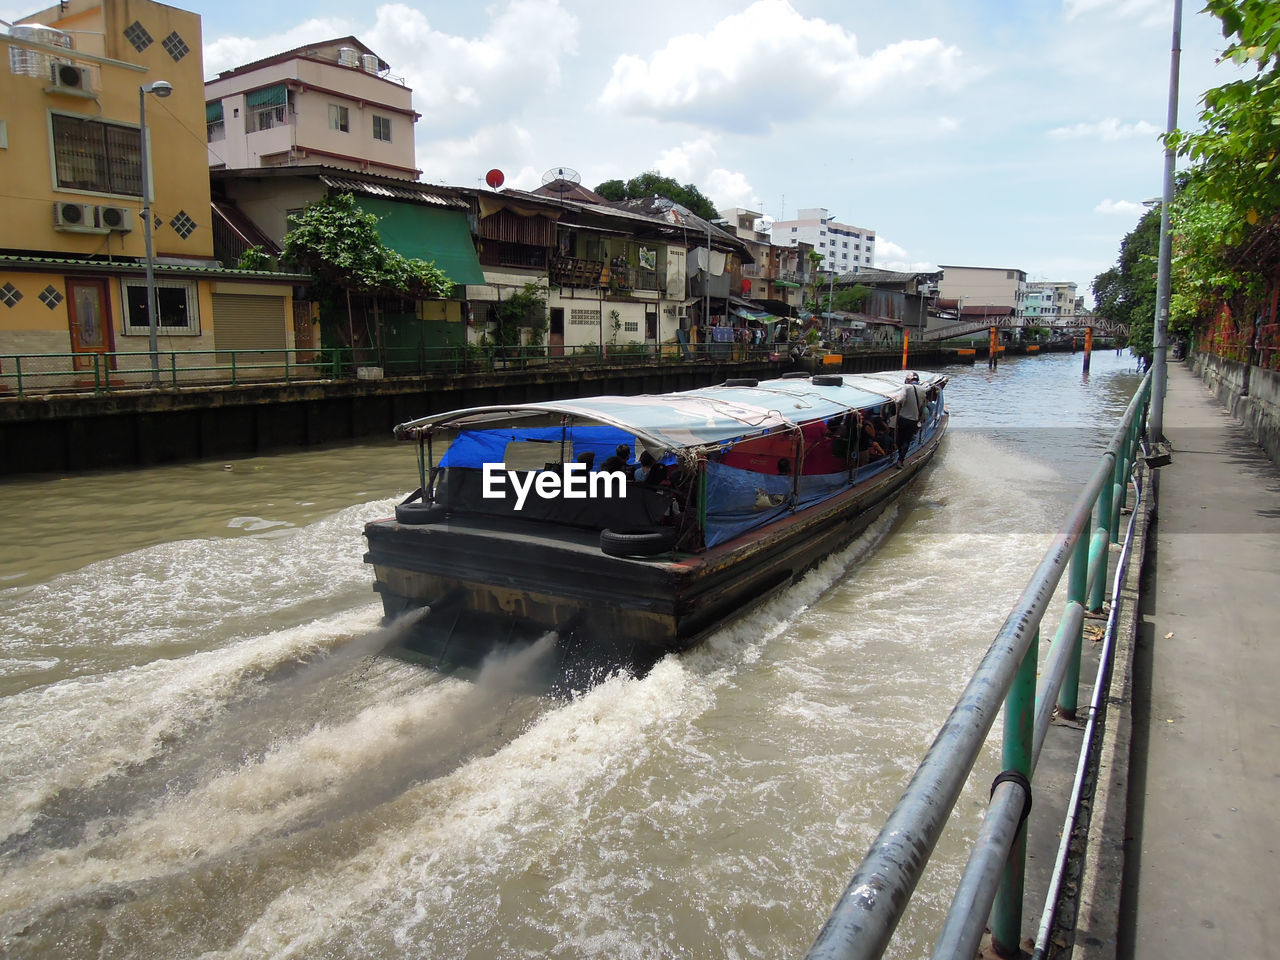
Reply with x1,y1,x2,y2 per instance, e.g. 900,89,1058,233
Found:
807,372,1152,960
0,342,792,397
0,339,950,399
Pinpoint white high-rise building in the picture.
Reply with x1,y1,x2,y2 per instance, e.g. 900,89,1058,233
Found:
768,207,875,274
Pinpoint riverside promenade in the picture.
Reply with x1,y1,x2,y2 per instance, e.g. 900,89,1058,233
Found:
1096,361,1280,957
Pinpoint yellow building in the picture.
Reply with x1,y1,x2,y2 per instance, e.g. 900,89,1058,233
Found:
0,0,301,392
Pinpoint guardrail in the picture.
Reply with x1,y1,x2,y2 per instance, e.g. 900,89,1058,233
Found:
0,340,927,398
807,372,1153,960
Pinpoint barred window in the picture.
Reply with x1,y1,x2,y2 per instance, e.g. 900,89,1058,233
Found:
51,114,142,196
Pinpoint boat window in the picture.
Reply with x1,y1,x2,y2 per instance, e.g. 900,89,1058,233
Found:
503,439,564,470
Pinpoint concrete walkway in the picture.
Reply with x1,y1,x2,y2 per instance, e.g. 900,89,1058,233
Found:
1120,361,1280,957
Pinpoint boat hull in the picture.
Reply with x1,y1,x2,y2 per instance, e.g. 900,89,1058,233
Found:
363,413,947,678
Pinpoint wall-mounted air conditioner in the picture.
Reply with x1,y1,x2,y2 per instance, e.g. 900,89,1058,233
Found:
97,205,134,232
52,201,102,232
47,62,94,96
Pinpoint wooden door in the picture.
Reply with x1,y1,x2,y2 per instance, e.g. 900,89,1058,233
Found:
549,307,565,357
66,277,114,372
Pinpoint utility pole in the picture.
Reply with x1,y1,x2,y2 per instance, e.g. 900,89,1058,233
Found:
1150,0,1183,441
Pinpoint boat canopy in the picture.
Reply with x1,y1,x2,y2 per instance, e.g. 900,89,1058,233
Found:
394,372,933,454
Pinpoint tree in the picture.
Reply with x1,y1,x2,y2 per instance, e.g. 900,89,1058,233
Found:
1092,207,1161,358
592,171,719,221
490,282,548,348
284,193,454,301
1162,1,1280,347
283,193,455,350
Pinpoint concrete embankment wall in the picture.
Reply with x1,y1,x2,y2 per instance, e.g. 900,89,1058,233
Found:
1190,353,1280,466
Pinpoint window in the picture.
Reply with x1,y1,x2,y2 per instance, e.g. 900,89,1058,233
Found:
121,278,199,335
372,115,392,141
206,101,224,143
790,226,797,233
248,103,287,131
329,104,350,132
246,84,290,132
51,114,143,197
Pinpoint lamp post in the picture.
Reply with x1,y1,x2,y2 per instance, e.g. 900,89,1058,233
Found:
139,79,172,387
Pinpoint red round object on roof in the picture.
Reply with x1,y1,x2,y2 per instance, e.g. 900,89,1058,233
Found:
485,168,505,189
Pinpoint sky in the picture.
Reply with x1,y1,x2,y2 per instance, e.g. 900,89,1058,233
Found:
3,0,1248,305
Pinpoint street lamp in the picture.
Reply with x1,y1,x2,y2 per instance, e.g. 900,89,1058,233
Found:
139,79,172,386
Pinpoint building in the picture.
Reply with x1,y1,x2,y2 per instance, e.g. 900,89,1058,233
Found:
769,207,876,275
937,265,1028,322
1020,280,1079,327
204,37,420,179
211,165,482,354
1,0,299,391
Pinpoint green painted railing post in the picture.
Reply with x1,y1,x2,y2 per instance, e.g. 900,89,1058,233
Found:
1059,520,1090,720
93,353,102,393
992,627,1037,955
14,356,23,397
230,351,238,386
170,352,178,387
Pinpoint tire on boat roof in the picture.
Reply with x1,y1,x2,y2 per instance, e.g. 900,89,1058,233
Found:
600,526,677,558
395,501,449,525
724,378,758,387
781,371,810,379
812,374,844,386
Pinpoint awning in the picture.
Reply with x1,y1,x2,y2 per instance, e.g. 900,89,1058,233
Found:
396,376,910,451
730,305,782,324
206,101,223,123
245,83,287,108
774,280,801,288
357,197,486,286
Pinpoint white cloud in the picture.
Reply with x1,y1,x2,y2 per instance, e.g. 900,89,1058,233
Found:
648,136,760,211
873,237,936,274
204,2,578,136
1047,118,1161,141
204,17,354,77
414,123,537,188
598,0,974,133
1095,199,1148,216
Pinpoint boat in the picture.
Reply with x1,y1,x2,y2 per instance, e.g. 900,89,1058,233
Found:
363,369,949,682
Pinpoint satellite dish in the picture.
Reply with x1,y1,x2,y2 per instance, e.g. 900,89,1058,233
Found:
540,165,581,195
485,168,505,189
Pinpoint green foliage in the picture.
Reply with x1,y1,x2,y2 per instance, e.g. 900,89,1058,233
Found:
1092,207,1162,359
283,193,455,299
1166,0,1280,235
591,171,719,220
236,245,275,271
1148,0,1280,349
491,282,548,348
834,284,872,312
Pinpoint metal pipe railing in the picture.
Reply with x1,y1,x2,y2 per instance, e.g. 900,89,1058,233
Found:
807,372,1152,960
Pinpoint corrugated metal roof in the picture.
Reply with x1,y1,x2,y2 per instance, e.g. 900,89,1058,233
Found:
319,175,468,208
0,254,308,281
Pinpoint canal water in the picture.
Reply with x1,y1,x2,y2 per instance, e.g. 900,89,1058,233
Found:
0,350,1142,959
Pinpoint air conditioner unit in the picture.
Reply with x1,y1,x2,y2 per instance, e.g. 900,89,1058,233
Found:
52,201,100,231
48,62,93,95
97,205,134,232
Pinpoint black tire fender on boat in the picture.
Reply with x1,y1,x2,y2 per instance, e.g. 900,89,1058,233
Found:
724,378,758,387
781,371,810,379
812,374,844,386
600,526,677,557
395,501,448,525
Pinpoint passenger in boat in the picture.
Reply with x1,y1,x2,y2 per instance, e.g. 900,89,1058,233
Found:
858,417,886,465
896,375,926,468
576,450,596,471
636,451,668,485
600,444,632,476
871,411,895,455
